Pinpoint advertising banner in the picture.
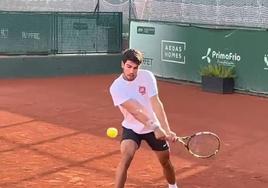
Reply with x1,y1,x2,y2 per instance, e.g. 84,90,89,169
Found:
130,21,268,93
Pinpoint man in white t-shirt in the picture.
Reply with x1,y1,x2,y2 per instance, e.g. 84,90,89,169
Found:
110,49,178,188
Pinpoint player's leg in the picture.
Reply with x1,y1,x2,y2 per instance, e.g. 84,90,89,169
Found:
143,132,177,187
115,127,141,188
115,139,137,188
155,150,177,187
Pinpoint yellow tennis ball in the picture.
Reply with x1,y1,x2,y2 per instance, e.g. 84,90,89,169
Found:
107,127,118,138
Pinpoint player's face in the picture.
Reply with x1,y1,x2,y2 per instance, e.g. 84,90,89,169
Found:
121,60,139,81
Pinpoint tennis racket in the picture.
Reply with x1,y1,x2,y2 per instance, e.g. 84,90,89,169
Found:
176,131,220,158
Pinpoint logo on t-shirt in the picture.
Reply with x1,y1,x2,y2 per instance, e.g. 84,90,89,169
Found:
139,86,146,95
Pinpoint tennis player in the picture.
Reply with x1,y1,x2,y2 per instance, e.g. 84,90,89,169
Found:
109,49,178,188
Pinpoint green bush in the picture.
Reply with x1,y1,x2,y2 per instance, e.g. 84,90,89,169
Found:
200,64,236,78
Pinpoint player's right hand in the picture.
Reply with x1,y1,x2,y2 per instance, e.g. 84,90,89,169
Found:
154,127,167,140
166,130,177,143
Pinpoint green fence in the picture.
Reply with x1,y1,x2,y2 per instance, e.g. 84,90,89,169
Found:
0,12,54,54
0,11,122,55
130,21,268,94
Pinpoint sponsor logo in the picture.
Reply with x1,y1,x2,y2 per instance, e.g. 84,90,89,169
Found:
264,54,268,70
202,47,241,66
0,28,8,39
137,26,155,35
143,57,153,67
22,32,40,40
161,40,186,64
73,23,88,30
139,86,146,95
202,48,212,63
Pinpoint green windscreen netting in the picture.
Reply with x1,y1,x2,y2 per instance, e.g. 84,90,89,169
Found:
0,11,122,55
0,12,53,54
57,12,122,53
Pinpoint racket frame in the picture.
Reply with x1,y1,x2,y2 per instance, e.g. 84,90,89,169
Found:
176,131,220,158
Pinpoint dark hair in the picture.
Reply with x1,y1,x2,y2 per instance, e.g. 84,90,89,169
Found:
122,49,143,65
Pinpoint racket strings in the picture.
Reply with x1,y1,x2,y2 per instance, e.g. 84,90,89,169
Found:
188,134,220,157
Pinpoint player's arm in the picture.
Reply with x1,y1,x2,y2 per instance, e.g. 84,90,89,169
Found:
120,99,155,128
120,99,167,139
150,94,177,141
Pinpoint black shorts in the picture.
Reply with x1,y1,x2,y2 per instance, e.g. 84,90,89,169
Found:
121,127,169,151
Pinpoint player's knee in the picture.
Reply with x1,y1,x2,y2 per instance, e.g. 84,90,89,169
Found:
121,149,135,162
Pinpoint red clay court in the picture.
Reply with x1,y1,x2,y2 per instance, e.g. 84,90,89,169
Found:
0,74,267,188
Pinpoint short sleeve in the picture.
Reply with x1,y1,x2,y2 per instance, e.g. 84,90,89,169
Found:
147,71,158,97
109,83,129,106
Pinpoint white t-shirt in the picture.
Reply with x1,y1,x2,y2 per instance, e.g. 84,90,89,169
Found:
109,69,160,134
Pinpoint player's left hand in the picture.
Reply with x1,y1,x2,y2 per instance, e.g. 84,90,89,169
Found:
166,131,177,142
